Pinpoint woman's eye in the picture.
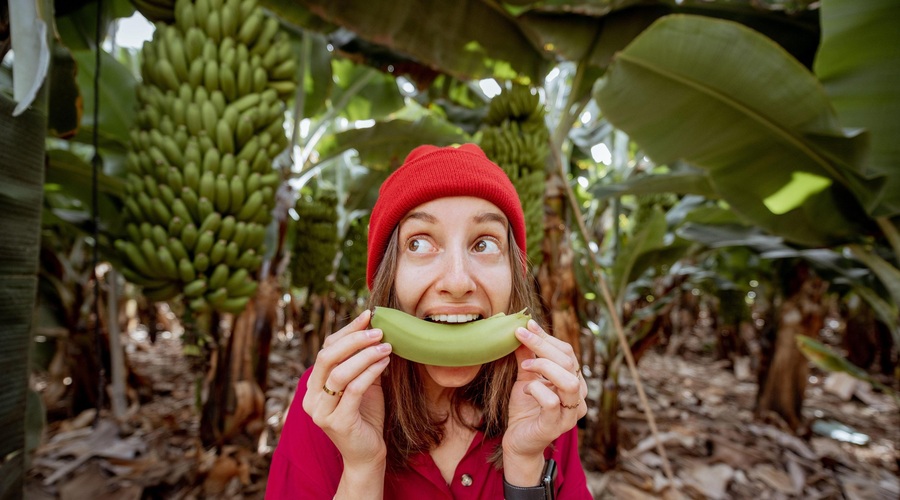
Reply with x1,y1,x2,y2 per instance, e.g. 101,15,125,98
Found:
407,238,434,253
473,239,500,253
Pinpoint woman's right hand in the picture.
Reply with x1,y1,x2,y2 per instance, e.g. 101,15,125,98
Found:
302,309,392,469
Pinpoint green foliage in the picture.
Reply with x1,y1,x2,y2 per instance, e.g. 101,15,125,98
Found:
594,14,878,247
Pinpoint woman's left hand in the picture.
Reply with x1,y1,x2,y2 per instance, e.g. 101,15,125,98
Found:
503,319,587,473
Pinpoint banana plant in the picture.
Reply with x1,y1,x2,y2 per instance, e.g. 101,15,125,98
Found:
0,0,55,492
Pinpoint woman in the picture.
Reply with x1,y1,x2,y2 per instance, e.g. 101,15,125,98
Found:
267,144,591,499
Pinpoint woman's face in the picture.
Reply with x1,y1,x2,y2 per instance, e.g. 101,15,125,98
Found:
394,196,513,389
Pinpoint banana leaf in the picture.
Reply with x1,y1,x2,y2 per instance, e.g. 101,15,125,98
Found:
69,49,137,150
265,0,548,83
814,0,900,216
315,115,469,170
594,14,879,247
590,170,717,200
0,93,46,497
331,59,405,121
609,208,667,307
515,0,820,72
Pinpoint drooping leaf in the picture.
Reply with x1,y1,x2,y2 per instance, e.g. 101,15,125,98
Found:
70,49,137,149
610,208,667,304
814,0,900,216
8,0,51,116
316,116,469,170
846,244,900,307
796,335,898,399
55,0,136,51
331,59,404,121
46,149,123,190
591,170,717,200
852,285,900,348
595,15,879,247
298,33,333,119
515,0,820,73
269,0,547,83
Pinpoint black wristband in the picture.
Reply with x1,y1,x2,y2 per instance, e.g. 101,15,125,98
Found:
503,459,557,500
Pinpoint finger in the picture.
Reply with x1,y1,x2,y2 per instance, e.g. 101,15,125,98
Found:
524,379,562,415
311,343,392,419
327,343,392,396
519,357,581,397
308,325,383,392
330,355,391,418
515,320,578,372
322,309,372,349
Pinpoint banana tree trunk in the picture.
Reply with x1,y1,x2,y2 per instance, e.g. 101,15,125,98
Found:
0,92,48,495
587,354,620,471
756,262,826,431
537,170,581,359
200,277,279,447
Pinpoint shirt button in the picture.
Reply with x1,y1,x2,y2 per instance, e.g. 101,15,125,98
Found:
460,473,473,487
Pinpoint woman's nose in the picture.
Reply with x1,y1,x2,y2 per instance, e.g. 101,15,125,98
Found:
435,250,476,297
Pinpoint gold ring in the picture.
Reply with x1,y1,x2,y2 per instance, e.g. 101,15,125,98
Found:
323,384,343,397
561,401,581,410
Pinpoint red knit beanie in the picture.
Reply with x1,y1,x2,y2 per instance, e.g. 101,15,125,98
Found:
367,144,526,289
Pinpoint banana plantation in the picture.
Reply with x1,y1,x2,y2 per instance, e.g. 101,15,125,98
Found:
2,0,898,498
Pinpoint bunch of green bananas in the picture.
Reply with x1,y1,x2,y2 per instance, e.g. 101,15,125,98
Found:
479,84,549,267
116,0,296,314
338,214,368,295
483,84,545,133
291,185,339,295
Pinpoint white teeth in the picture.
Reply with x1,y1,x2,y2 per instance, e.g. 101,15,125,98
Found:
429,314,479,323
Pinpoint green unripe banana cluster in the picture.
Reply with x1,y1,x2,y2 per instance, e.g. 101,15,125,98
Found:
338,214,368,295
116,0,296,314
479,84,549,267
370,307,531,366
291,185,339,294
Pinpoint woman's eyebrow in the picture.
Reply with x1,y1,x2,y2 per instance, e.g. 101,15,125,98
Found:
401,211,438,224
473,212,507,227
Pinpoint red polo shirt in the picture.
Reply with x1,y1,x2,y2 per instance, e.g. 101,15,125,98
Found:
266,368,592,499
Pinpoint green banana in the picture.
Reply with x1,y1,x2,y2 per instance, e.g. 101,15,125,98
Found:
224,268,248,293
181,223,198,250
157,246,179,280
218,296,250,314
223,240,240,266
215,175,231,213
195,230,215,255
208,263,230,289
370,307,531,367
183,278,207,298
168,237,190,262
193,252,211,273
209,239,227,265
178,257,196,283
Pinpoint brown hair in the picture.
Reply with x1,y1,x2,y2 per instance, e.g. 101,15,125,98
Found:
367,227,540,471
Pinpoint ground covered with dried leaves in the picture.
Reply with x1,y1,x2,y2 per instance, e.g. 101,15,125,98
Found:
25,325,898,499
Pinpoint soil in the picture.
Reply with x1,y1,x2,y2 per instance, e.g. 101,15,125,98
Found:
24,322,899,499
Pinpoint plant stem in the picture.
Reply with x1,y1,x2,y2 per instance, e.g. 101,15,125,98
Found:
876,217,900,264
548,60,675,482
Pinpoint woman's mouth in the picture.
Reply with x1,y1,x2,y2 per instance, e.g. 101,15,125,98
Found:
426,313,482,324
